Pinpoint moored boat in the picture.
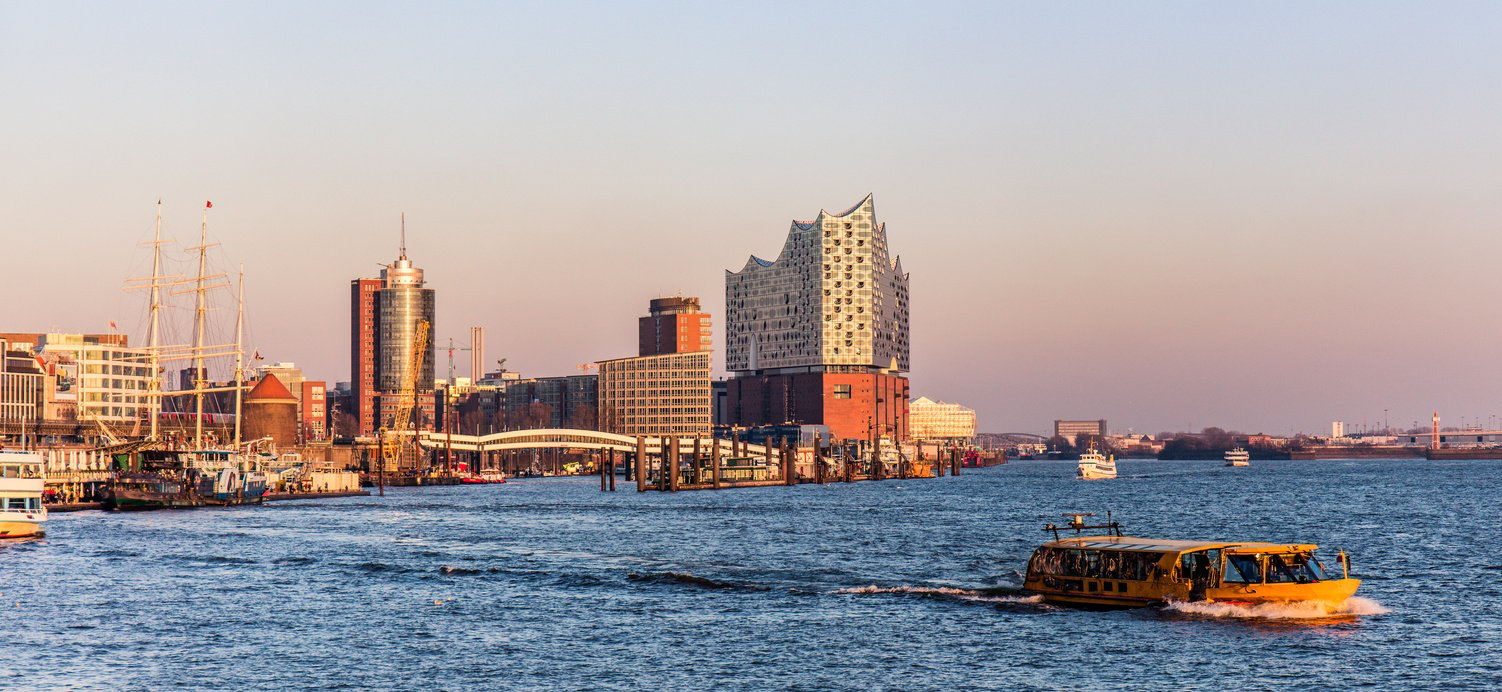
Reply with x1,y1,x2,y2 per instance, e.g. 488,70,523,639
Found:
1076,444,1116,480
1023,513,1360,609
0,452,48,538
1224,448,1250,467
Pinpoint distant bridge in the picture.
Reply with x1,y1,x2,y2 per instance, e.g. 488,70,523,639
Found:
411,428,782,460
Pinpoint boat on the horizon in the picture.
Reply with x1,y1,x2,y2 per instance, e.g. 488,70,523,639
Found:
1076,444,1116,480
1224,448,1251,467
1024,513,1360,609
0,452,48,538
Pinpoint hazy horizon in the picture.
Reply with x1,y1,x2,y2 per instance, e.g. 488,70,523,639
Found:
5,2,1501,436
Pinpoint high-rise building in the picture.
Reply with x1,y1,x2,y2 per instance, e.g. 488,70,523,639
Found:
639,297,711,356
350,238,436,436
723,195,911,442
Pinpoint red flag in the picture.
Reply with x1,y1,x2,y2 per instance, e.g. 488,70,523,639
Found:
109,321,116,329
206,201,213,209
254,350,263,360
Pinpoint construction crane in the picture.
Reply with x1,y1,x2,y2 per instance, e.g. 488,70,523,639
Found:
382,319,431,474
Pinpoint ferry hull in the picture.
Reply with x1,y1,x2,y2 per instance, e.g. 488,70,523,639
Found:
0,518,45,538
1027,577,1362,610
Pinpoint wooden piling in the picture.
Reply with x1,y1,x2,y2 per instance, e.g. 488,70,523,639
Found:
635,436,647,492
936,447,945,477
600,451,609,491
814,431,825,484
712,438,722,489
693,436,702,485
667,437,679,492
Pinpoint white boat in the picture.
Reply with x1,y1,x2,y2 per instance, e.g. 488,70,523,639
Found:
1224,448,1250,467
1076,444,1117,480
0,452,48,538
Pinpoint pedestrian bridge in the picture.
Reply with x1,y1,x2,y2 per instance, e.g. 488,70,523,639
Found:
412,428,781,459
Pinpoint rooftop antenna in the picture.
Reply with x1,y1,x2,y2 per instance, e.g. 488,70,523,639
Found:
400,212,407,259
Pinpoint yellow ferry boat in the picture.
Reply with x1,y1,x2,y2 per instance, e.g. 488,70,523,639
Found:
1023,514,1359,608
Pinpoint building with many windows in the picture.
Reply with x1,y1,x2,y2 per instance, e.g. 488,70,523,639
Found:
723,195,911,442
1055,419,1108,445
639,296,712,356
349,241,436,436
597,350,711,437
37,333,152,424
908,397,977,443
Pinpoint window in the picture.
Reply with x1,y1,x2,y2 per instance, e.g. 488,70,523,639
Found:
833,384,851,399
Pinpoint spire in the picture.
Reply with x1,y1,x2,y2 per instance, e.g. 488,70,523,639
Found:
400,212,407,260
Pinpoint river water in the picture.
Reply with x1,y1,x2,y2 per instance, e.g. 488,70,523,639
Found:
4,459,1499,690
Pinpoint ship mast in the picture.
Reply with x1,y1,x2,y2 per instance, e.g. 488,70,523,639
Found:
234,264,244,447
192,203,210,448
148,201,164,441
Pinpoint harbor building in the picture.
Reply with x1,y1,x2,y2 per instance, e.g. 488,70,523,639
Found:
639,296,712,356
1055,419,1107,445
908,397,977,443
723,194,911,442
37,334,152,426
349,239,436,436
596,297,713,437
0,342,43,426
251,362,327,442
503,374,599,429
597,351,712,437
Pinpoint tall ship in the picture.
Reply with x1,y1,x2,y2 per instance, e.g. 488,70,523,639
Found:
1024,514,1361,608
0,452,48,538
1076,443,1116,480
1224,448,1250,467
100,201,269,510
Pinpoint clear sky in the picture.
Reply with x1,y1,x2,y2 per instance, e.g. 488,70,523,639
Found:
4,2,1501,436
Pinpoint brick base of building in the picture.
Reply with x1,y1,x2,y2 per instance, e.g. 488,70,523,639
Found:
725,372,908,443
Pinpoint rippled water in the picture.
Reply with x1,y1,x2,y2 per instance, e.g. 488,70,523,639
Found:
4,459,1500,689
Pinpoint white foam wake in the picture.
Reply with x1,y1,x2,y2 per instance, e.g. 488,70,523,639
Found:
835,585,1044,604
1166,596,1390,620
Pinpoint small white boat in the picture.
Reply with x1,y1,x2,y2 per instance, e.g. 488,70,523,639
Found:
1076,444,1117,480
0,452,48,538
1224,448,1251,467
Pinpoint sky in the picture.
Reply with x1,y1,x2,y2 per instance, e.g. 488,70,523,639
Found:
3,2,1501,436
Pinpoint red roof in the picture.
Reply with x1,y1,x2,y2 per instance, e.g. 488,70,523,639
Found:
246,373,298,403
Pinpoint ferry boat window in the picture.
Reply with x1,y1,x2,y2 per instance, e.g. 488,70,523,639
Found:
1223,554,1263,584
1265,554,1321,583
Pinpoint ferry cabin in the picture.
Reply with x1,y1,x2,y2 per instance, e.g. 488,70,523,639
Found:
1024,536,1360,607
0,452,47,538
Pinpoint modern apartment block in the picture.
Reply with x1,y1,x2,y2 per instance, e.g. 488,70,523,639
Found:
349,243,436,436
593,297,714,437
597,350,712,437
723,194,911,442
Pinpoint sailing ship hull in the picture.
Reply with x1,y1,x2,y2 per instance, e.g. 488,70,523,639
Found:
106,488,204,511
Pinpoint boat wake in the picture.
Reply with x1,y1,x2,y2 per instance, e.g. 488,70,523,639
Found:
834,584,1043,605
1165,596,1390,620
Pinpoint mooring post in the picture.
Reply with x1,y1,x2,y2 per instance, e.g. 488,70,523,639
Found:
636,436,647,492
600,451,608,491
693,436,703,485
936,446,945,477
667,436,679,492
814,431,825,484
762,439,773,480
609,450,617,491
952,448,961,476
712,438,722,489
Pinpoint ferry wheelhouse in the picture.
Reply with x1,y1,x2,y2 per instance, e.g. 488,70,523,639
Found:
0,452,48,538
1023,514,1359,608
